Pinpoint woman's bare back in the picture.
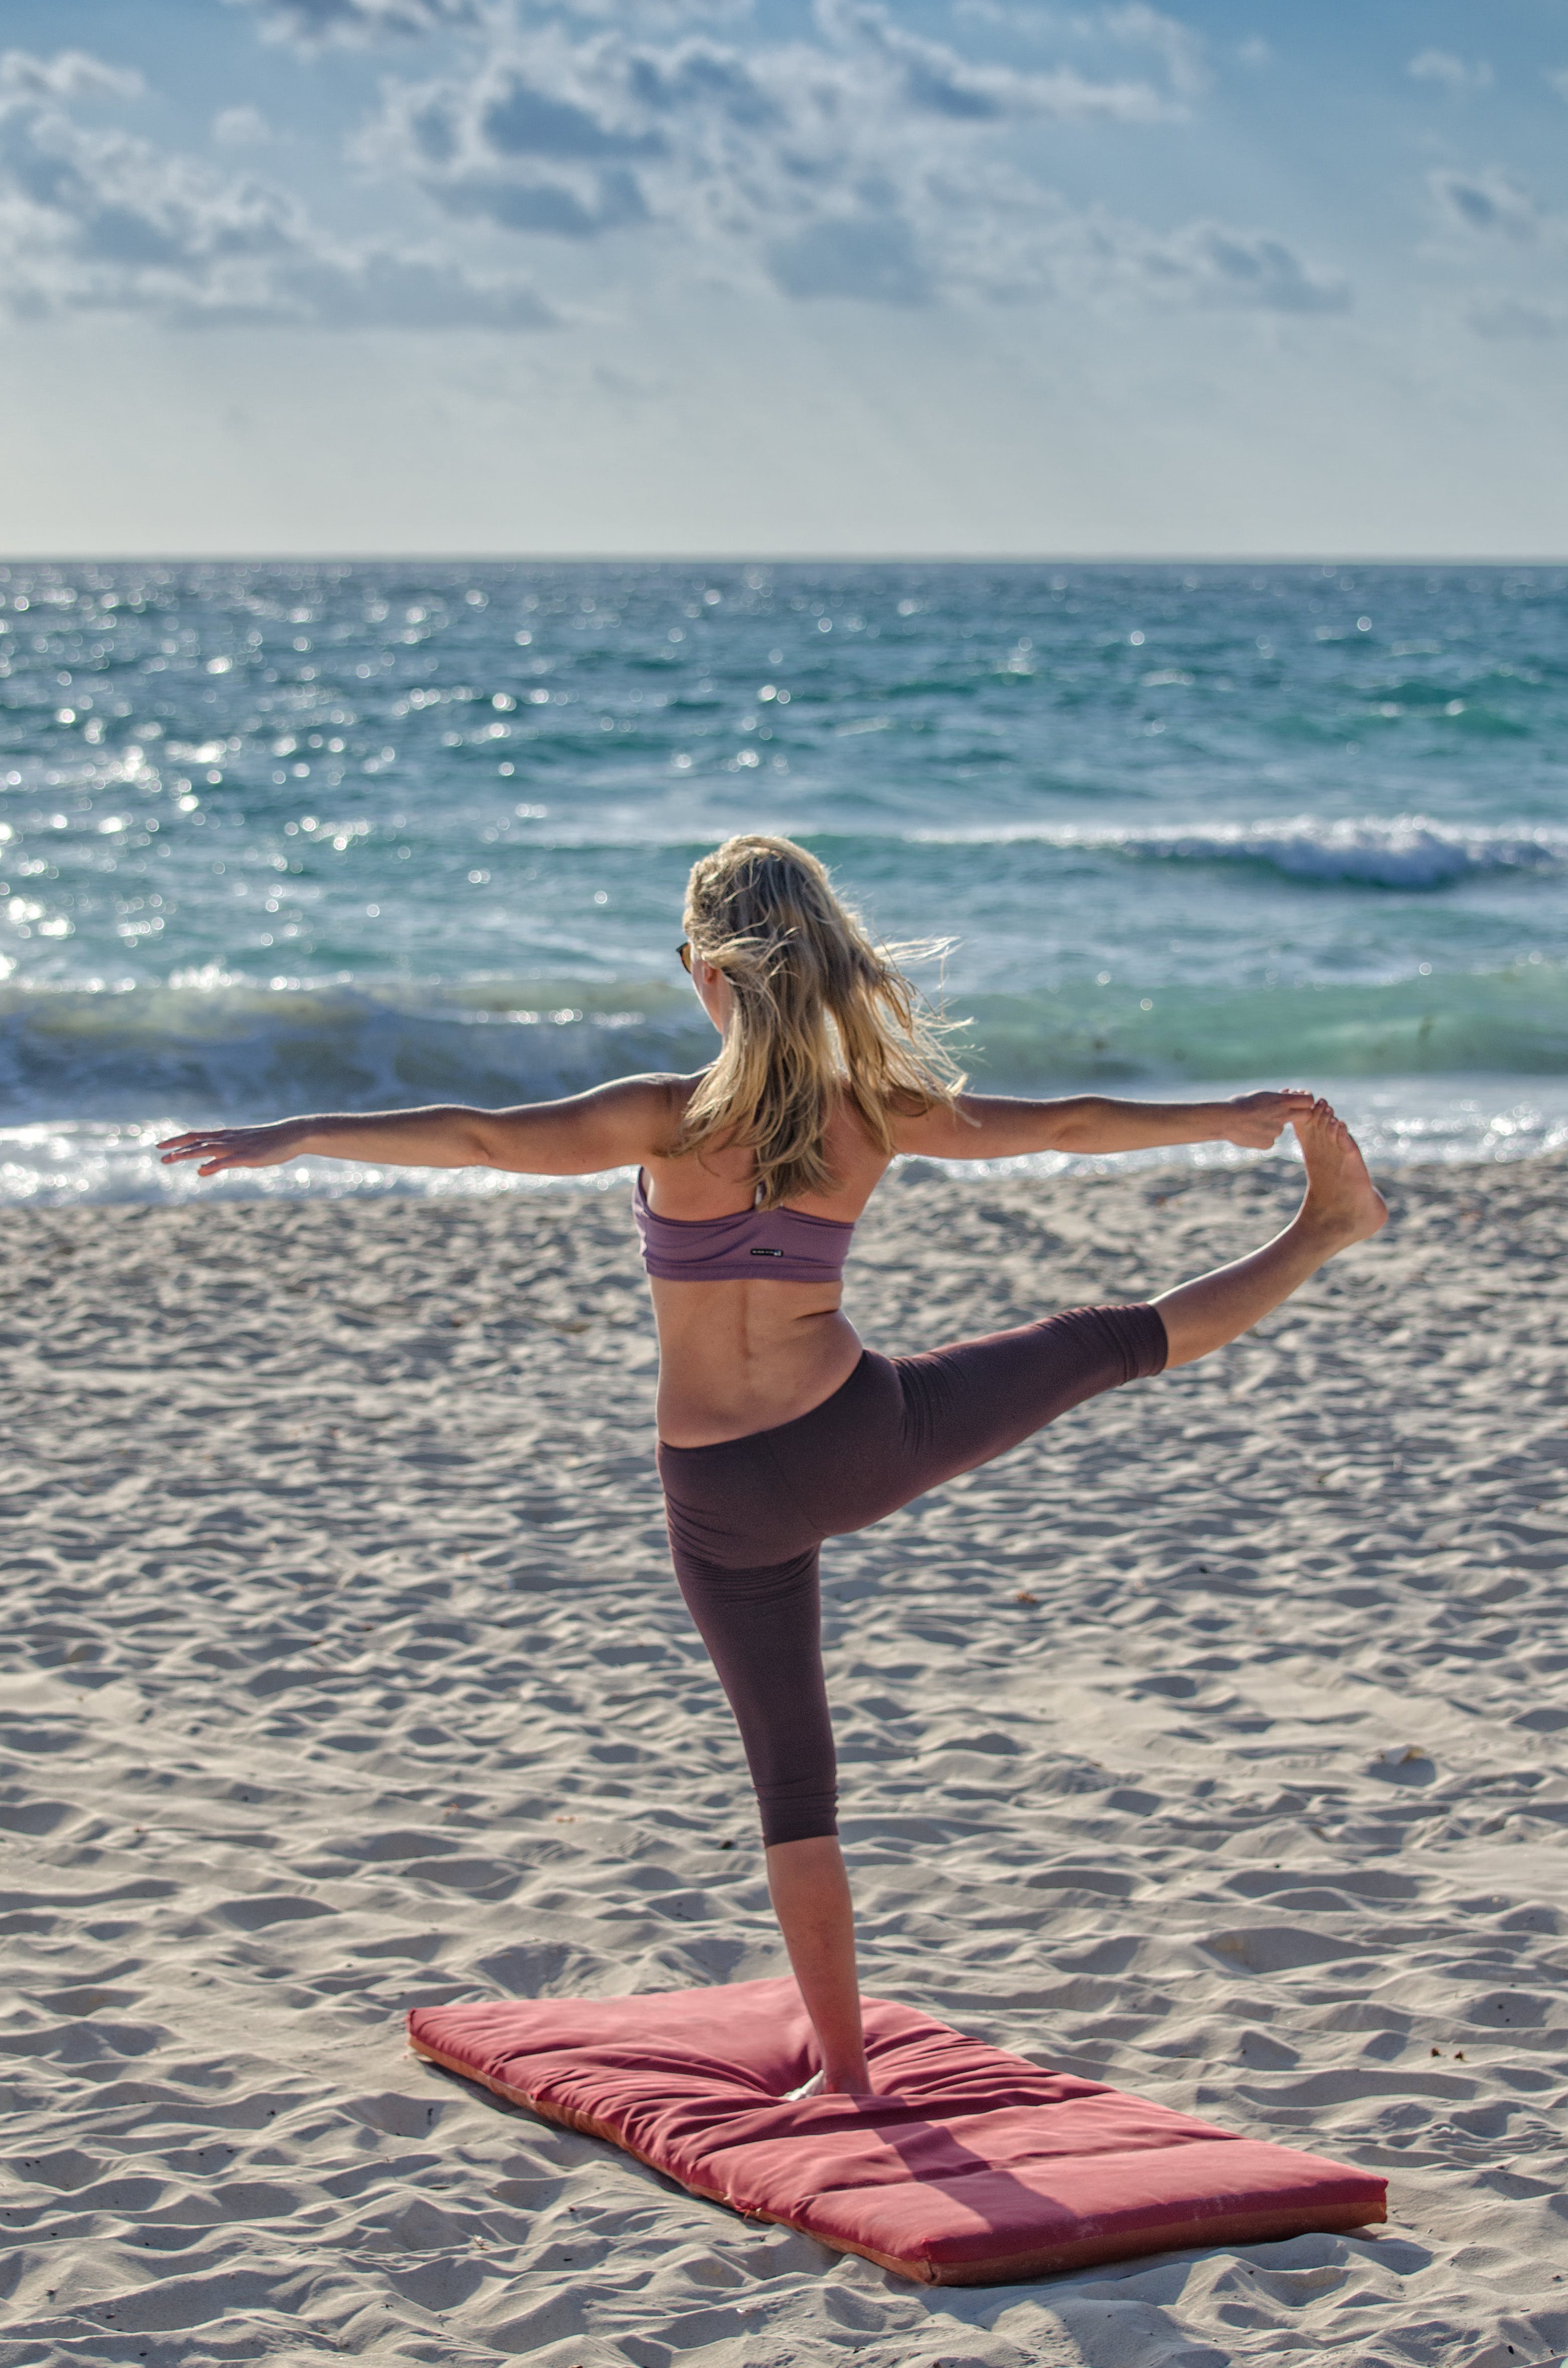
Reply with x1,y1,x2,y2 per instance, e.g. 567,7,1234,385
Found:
642,1081,891,1447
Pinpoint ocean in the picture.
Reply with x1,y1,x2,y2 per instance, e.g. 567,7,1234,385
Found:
3,558,1565,1204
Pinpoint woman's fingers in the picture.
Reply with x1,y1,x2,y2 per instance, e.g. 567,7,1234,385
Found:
158,1131,233,1157
159,1131,270,1168
1218,1089,1330,1151
1232,1087,1315,1128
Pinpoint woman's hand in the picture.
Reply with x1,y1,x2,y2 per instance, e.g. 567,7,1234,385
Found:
157,1119,312,1177
1221,1089,1316,1149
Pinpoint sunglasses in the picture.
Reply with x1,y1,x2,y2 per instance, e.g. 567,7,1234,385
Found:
677,941,693,973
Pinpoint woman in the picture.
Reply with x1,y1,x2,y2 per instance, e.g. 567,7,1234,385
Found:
161,834,1386,2097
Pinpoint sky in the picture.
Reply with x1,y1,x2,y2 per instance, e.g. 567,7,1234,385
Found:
1,0,1564,557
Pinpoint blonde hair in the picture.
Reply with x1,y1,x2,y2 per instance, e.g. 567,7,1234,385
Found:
676,833,964,1209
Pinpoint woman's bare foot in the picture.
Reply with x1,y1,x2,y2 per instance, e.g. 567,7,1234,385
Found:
782,2066,886,2101
1293,1099,1388,1249
1154,1098,1387,1367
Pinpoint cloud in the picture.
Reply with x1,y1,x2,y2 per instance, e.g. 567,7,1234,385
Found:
235,0,748,35
212,105,273,147
362,7,1337,312
1547,67,1568,103
767,211,932,303
1102,6,1208,101
0,47,145,101
951,0,1208,97
1430,167,1541,241
5,21,1346,335
1424,168,1567,339
1135,219,1348,312
819,0,1178,124
249,245,554,326
225,0,479,45
0,51,552,328
1407,51,1493,96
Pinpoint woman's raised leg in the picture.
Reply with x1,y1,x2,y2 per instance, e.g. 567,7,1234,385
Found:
1153,1099,1386,1366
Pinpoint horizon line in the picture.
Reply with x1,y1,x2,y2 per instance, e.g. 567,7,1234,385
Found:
2,551,1565,569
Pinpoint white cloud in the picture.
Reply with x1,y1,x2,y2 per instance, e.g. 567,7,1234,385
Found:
0,48,145,101
240,0,750,33
1430,167,1542,241
945,1,1210,99
4,20,1346,336
1408,51,1493,96
1424,169,1567,341
212,105,273,147
1547,67,1568,103
0,55,552,328
1134,218,1347,312
952,0,1208,92
225,0,479,45
820,0,1179,123
1102,5,1208,101
362,6,1339,312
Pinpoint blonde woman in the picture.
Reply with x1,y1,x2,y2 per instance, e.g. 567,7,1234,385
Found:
161,835,1386,2098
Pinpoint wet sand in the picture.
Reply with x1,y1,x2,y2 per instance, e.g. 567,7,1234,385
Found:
3,1155,1566,2366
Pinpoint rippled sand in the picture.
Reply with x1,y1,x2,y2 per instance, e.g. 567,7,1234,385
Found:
4,1158,1566,2366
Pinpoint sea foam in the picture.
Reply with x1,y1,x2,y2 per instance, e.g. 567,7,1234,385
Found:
912,816,1568,888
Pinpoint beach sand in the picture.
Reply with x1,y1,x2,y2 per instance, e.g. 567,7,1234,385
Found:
3,1155,1566,2368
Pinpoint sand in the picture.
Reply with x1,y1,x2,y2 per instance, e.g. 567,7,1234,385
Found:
3,1153,1566,2368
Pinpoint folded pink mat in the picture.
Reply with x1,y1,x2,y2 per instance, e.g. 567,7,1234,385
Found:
407,1978,1385,2285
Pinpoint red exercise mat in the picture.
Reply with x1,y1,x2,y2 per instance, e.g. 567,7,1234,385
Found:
407,1977,1386,2286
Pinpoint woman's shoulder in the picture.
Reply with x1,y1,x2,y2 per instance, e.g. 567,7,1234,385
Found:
624,1069,709,1154
569,1070,704,1136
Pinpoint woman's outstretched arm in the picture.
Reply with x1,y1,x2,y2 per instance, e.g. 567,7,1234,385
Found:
893,1086,1314,1161
158,1075,680,1180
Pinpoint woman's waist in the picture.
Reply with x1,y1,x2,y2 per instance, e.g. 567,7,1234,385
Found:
656,1343,907,1568
653,1305,863,1450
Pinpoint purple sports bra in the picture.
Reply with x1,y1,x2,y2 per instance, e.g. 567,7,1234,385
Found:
633,1169,855,1285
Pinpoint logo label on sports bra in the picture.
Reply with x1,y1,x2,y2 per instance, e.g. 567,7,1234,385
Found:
750,1246,784,1258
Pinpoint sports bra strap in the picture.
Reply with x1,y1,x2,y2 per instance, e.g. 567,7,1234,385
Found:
633,1170,854,1284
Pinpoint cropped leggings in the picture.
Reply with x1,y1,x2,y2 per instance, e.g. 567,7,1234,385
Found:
657,1301,1167,1848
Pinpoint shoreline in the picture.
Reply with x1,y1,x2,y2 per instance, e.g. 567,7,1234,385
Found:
6,1071,1568,1210
4,1157,1566,2365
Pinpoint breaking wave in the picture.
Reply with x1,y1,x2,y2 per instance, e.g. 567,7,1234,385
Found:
912,816,1568,888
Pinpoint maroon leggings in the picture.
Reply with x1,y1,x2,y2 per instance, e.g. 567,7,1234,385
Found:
657,1301,1167,1847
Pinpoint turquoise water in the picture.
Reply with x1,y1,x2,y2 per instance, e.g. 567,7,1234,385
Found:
3,559,1566,1200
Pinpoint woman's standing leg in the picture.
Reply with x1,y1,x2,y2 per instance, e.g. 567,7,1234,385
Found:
765,1837,869,2092
667,1535,873,2091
